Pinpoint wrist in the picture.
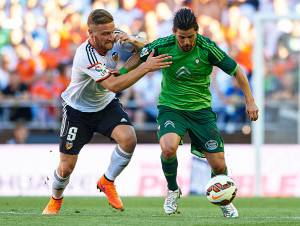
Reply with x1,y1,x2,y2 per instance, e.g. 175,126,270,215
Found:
245,96,254,104
140,62,151,73
118,67,129,75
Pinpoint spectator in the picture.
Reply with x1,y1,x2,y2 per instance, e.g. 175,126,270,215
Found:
0,54,9,90
2,71,32,122
0,0,298,133
6,122,30,144
114,0,143,31
270,72,297,104
155,2,173,37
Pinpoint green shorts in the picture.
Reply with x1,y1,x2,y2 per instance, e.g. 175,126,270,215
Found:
157,105,224,158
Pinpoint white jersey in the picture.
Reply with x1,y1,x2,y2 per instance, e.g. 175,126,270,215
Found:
61,40,132,112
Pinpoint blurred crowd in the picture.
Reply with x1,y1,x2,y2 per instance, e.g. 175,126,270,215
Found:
0,0,300,138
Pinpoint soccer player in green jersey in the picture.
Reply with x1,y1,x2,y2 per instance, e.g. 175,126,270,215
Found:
140,8,258,217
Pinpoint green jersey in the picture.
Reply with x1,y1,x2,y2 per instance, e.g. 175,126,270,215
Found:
140,34,238,111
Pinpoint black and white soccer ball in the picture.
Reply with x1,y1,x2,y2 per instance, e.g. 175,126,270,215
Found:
205,175,237,205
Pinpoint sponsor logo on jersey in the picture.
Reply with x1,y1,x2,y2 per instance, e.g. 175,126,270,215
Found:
140,47,150,58
205,140,218,151
87,62,110,78
164,120,175,128
175,66,191,78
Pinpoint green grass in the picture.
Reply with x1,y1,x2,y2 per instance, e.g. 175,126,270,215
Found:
0,197,300,226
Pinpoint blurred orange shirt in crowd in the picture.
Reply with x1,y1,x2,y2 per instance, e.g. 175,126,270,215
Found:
136,0,157,12
16,59,36,85
40,51,59,69
53,74,70,97
236,45,252,73
31,81,53,101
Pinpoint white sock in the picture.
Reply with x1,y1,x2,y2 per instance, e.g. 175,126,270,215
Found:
104,145,132,181
52,169,70,199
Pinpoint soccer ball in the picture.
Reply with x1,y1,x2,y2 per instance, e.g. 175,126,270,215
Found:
205,175,237,205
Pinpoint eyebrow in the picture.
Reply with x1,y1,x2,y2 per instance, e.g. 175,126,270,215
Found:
179,34,195,38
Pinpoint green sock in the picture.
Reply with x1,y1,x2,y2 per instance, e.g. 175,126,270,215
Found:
211,166,228,178
161,155,178,191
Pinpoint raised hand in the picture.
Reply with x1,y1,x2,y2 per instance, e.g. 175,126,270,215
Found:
143,51,172,72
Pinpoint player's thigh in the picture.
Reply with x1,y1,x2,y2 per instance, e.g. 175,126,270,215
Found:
96,98,133,138
157,106,186,154
188,109,224,157
59,105,94,155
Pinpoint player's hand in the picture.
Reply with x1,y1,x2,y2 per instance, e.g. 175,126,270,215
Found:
246,101,259,121
114,29,131,45
109,69,120,76
115,33,129,44
143,51,172,72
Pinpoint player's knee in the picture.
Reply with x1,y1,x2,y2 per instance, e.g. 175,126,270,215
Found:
58,164,75,178
211,164,227,175
161,143,177,159
118,133,137,153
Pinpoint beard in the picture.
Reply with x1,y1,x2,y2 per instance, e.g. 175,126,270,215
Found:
182,46,192,51
94,38,114,54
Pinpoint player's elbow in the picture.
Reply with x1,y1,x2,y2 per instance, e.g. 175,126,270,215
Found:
106,83,123,93
100,77,124,93
110,86,122,93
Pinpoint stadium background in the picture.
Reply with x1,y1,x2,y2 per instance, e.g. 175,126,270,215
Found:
0,0,300,198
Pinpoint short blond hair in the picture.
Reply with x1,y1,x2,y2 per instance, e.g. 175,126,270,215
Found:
87,9,113,26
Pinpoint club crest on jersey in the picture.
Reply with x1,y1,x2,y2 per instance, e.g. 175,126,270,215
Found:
140,47,150,58
205,140,218,151
65,141,73,150
112,52,119,62
195,58,200,64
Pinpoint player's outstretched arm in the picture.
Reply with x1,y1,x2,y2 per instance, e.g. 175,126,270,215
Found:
100,51,172,93
234,66,259,121
120,53,142,72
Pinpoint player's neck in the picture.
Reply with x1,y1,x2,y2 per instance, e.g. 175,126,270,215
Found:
88,39,108,56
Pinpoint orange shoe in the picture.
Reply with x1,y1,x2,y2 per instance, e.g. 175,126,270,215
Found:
97,175,124,211
42,197,63,215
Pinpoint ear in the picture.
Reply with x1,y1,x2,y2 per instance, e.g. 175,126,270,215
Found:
172,27,176,34
88,28,92,36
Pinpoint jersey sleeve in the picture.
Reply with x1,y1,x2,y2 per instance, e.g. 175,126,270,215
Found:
139,40,159,62
74,47,111,82
206,40,238,76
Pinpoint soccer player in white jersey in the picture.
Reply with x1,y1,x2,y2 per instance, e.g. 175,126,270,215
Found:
42,9,172,214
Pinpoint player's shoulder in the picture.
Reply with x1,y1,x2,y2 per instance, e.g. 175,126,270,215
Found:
140,35,175,60
74,40,102,67
196,34,217,49
196,34,225,60
148,35,176,49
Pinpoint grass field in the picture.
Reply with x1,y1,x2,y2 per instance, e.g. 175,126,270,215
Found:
0,197,299,226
